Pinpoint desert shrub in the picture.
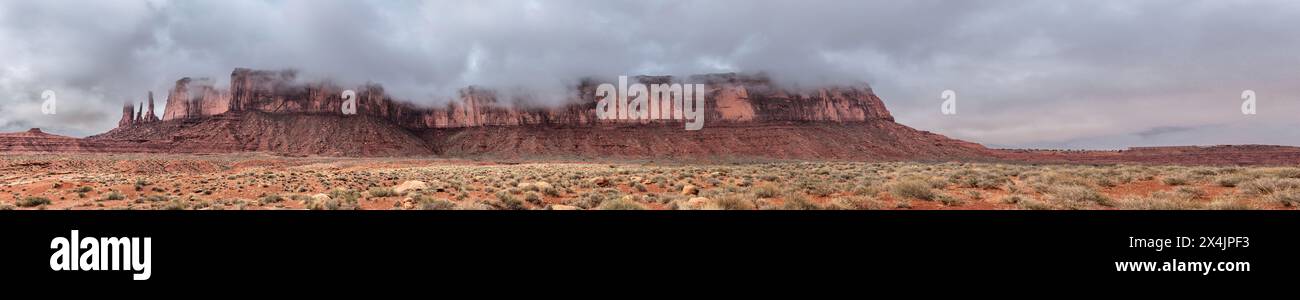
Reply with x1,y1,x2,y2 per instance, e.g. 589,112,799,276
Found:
851,183,881,196
523,192,543,205
159,199,189,210
104,191,125,201
454,201,495,210
139,194,171,203
753,183,780,198
827,196,885,210
797,180,835,197
1206,195,1255,210
958,174,1010,190
16,196,51,207
572,189,621,209
999,194,1027,204
542,186,561,197
705,195,757,210
1268,190,1300,207
1239,178,1300,195
74,186,93,193
1253,167,1300,179
926,178,949,189
1046,185,1112,207
894,199,912,209
289,194,312,202
935,194,964,206
367,187,398,197
1214,174,1251,187
307,196,360,210
779,193,820,210
1173,186,1207,200
1161,175,1190,186
331,189,361,201
415,198,456,210
1115,195,1202,210
1014,196,1053,210
597,197,646,210
889,180,937,201
494,192,526,210
258,194,284,204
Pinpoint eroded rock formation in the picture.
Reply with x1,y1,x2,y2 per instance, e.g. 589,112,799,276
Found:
6,67,1298,164
83,68,968,158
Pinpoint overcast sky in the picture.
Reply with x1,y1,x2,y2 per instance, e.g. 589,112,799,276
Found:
2,0,1298,149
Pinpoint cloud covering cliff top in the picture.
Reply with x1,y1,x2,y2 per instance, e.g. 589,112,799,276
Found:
2,0,1298,148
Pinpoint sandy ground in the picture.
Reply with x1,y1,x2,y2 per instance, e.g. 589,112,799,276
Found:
1,153,1296,210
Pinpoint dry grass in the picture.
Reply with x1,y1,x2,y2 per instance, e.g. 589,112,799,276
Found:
3,154,1299,210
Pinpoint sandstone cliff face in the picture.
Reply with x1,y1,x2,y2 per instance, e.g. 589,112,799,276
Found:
159,69,894,130
79,68,942,159
162,77,230,121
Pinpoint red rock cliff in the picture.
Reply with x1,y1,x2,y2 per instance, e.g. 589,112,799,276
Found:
153,69,894,130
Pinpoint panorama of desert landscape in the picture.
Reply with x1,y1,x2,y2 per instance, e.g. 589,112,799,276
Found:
3,67,1299,210
0,154,1298,211
9,0,1300,288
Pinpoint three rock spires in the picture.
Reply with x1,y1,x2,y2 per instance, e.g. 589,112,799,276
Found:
119,91,160,128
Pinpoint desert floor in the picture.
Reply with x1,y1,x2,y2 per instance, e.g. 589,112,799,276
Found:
2,154,1298,210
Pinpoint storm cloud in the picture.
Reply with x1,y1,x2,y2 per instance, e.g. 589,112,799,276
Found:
1,0,1298,149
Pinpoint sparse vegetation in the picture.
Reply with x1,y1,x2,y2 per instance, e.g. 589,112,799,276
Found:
17,196,51,207
889,180,937,201
597,197,646,210
3,155,1298,210
367,187,398,197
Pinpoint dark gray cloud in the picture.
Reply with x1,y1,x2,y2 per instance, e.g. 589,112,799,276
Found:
1,0,1297,149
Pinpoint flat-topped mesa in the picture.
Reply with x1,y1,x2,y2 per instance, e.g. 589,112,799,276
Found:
162,77,230,121
144,68,895,130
